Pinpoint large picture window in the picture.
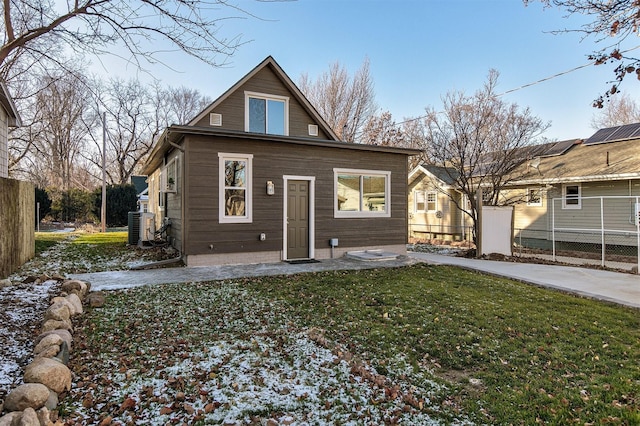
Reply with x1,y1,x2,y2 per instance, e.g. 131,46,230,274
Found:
219,153,253,223
245,92,288,135
334,168,390,218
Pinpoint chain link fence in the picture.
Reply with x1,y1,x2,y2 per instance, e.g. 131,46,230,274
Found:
513,196,640,270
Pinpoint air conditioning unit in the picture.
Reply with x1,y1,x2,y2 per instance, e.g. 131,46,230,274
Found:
140,212,155,242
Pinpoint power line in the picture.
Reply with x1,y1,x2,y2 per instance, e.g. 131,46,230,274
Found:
365,45,640,135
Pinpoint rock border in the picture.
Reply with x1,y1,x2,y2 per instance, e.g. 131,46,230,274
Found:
0,277,105,426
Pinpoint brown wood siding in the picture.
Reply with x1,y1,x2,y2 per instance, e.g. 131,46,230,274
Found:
183,135,409,257
193,65,330,139
165,150,183,251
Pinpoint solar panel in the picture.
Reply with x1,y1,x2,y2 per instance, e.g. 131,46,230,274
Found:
584,122,640,145
541,139,576,157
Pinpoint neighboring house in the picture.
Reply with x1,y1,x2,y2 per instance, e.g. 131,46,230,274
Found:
141,56,419,266
0,82,21,178
409,124,640,249
408,164,471,241
131,175,149,213
507,127,640,248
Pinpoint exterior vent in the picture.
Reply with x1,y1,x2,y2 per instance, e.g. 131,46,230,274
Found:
210,113,222,126
308,124,318,137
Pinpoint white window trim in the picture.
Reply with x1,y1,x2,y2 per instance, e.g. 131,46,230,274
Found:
562,183,581,209
526,187,542,206
283,175,316,261
244,91,289,136
414,190,426,213
334,168,391,218
426,191,438,212
163,157,178,193
218,153,253,223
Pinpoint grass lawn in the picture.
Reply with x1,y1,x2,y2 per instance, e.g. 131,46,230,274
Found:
63,264,640,425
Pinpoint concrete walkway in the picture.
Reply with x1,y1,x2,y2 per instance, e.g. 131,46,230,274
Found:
71,252,640,310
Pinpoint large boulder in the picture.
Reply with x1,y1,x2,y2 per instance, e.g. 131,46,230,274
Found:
35,330,72,352
23,358,72,393
18,407,39,426
34,334,63,355
64,293,83,315
3,383,50,411
86,292,106,308
0,412,21,426
61,279,88,298
41,318,72,333
43,301,71,322
49,297,77,316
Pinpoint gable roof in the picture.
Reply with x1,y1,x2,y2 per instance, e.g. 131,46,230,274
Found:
0,82,21,127
188,56,339,141
409,164,459,188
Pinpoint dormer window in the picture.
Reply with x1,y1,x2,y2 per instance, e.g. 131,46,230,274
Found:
245,91,289,136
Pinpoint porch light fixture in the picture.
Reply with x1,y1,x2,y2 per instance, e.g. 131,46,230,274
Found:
266,181,275,195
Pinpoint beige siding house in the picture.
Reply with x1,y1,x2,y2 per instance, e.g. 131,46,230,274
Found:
142,56,419,266
408,164,472,242
409,128,640,249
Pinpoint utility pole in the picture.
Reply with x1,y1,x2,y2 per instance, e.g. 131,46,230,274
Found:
101,111,106,233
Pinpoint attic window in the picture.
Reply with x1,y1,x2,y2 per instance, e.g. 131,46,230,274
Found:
308,124,318,137
210,113,222,126
245,91,289,136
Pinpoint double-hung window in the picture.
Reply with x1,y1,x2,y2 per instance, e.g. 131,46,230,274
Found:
334,168,390,218
415,191,437,212
219,153,253,223
526,187,542,206
562,183,581,209
245,92,288,135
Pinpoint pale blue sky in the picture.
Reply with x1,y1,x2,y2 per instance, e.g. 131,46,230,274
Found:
92,0,640,141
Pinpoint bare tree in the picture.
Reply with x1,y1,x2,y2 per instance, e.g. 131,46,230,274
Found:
424,69,550,243
299,58,376,142
361,111,405,147
526,0,640,106
83,79,212,184
591,93,640,129
0,0,258,72
19,73,94,189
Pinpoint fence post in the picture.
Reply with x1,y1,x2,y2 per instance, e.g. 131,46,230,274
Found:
637,196,640,275
552,198,556,261
600,197,605,267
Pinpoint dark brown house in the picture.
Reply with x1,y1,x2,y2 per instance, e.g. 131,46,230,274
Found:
141,56,419,266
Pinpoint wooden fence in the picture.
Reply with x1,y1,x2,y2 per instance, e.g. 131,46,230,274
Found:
0,177,34,278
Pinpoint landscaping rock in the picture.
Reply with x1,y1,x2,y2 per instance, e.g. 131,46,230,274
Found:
54,341,69,365
22,276,38,284
49,297,77,316
43,301,71,322
36,407,52,426
51,273,66,281
23,358,72,394
44,390,58,411
35,330,72,352
34,345,60,359
19,407,39,426
86,291,106,308
34,334,63,355
0,278,12,289
41,318,72,333
4,383,51,411
61,280,87,298
0,412,21,426
64,293,83,315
